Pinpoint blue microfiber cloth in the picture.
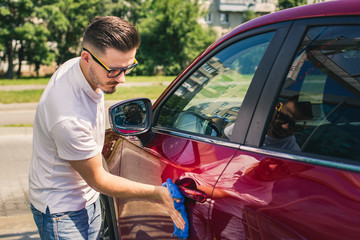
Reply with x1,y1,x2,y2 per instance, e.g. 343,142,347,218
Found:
162,178,189,239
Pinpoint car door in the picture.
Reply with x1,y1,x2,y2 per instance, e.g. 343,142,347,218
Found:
152,23,296,240
103,23,291,239
238,17,360,240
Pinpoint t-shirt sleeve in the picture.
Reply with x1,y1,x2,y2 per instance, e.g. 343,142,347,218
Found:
51,118,99,160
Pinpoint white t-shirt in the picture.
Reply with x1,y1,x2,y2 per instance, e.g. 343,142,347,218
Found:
263,135,300,151
224,123,301,151
29,57,105,214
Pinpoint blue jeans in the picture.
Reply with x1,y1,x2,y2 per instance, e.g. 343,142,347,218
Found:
30,198,102,240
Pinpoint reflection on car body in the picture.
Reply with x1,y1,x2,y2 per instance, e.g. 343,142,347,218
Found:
101,1,360,240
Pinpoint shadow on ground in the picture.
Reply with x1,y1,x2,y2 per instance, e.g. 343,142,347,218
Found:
0,231,40,240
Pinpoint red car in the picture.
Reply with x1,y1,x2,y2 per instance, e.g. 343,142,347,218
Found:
101,1,360,239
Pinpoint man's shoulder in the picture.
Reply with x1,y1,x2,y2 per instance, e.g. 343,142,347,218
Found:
37,87,87,132
264,135,300,151
41,58,83,109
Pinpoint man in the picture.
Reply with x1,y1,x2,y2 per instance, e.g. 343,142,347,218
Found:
29,16,184,239
224,95,312,151
264,95,313,151
182,96,313,239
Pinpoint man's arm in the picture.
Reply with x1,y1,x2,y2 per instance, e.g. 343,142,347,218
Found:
69,152,185,230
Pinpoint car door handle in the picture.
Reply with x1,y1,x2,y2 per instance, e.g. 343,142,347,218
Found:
176,178,207,203
178,185,207,203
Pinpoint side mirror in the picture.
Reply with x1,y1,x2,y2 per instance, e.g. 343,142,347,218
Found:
108,98,152,136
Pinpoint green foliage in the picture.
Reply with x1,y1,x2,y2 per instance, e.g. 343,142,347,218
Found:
35,0,107,65
0,0,36,78
0,0,216,78
242,10,262,23
135,0,217,75
107,0,151,25
278,0,307,10
0,0,106,78
16,22,55,76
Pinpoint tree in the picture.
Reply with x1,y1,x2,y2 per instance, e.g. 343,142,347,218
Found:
16,22,55,77
242,10,262,23
135,0,217,75
0,0,217,77
0,0,103,79
0,0,35,79
278,0,307,10
107,0,151,26
36,0,106,66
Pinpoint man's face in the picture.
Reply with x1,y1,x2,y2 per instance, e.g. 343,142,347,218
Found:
86,47,137,94
269,101,306,138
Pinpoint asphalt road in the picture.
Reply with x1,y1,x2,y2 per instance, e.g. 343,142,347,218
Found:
0,83,160,239
0,128,39,240
0,100,118,239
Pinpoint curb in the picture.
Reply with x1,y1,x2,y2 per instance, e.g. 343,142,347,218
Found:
0,127,33,136
0,103,38,111
0,214,39,239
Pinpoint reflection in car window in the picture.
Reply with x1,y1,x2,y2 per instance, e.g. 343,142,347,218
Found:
264,25,360,162
157,32,275,139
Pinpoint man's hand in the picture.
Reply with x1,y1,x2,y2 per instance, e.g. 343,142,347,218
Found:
156,186,185,230
69,153,185,230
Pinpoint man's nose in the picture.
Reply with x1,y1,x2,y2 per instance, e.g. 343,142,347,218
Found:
114,72,126,83
281,123,290,130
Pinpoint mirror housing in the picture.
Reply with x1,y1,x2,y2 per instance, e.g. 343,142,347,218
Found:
108,98,152,136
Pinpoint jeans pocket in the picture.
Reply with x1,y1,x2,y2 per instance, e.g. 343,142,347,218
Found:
30,204,44,238
52,208,90,239
52,208,86,221
30,204,42,216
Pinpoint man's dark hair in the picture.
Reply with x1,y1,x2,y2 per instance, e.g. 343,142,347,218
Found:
287,95,313,119
82,16,140,53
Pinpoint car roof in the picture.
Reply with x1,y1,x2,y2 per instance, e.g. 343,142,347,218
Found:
219,0,360,44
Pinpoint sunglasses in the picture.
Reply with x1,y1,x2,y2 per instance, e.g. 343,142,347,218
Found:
277,103,307,130
83,47,138,78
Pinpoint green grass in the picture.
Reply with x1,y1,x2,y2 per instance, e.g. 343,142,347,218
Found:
0,88,169,104
121,76,174,83
0,77,50,85
0,76,174,103
105,85,168,101
0,86,168,104
0,90,44,103
2,124,33,127
0,76,174,85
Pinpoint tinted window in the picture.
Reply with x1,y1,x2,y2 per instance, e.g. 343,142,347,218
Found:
264,25,360,162
157,32,275,139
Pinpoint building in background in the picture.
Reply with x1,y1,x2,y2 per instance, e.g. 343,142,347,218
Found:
309,0,330,3
200,0,333,37
199,0,278,37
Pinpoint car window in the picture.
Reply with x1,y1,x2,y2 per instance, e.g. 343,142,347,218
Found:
263,25,360,162
157,31,275,139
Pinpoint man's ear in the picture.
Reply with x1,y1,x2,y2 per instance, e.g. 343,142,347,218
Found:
81,50,91,64
275,102,283,111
